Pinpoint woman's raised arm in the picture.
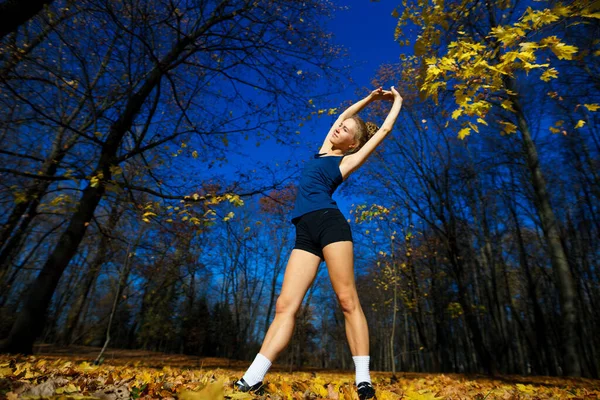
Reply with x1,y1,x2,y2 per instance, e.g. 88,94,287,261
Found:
319,88,387,154
339,86,403,178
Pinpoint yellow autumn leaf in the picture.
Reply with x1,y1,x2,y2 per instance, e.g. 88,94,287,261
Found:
575,120,585,129
540,68,558,81
500,121,517,135
312,383,329,397
552,4,572,17
516,383,536,394
223,211,235,221
180,380,224,400
543,38,578,60
582,13,600,19
139,370,154,384
584,104,599,111
549,126,560,133
519,42,539,51
227,393,253,399
501,100,515,112
192,150,198,158
522,61,549,71
0,367,13,377
55,383,79,394
458,127,471,140
404,388,444,400
451,108,463,119
281,380,299,396
377,390,401,400
477,117,488,126
392,8,399,18
490,26,520,46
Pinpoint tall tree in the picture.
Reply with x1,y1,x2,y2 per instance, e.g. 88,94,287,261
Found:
0,0,341,354
393,0,599,376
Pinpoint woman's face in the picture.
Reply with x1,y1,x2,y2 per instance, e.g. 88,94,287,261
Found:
331,119,358,151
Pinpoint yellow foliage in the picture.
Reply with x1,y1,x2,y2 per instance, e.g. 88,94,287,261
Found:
458,127,471,140
223,211,235,221
451,109,463,119
404,388,444,399
90,172,103,188
407,0,588,137
2,353,600,399
552,4,572,18
584,104,600,111
500,121,518,135
516,383,537,394
519,42,539,51
540,68,558,81
180,380,224,400
582,12,600,18
575,120,586,129
55,383,80,394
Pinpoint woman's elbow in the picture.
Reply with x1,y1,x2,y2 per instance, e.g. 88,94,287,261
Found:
379,126,392,135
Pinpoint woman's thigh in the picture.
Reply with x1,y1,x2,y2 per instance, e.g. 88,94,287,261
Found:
276,249,322,313
322,241,356,296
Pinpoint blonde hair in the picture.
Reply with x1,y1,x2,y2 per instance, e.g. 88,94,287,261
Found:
345,115,378,155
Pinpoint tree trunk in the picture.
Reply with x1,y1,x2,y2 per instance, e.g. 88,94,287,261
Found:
504,76,582,376
0,178,107,353
0,2,248,353
62,203,121,344
95,240,134,364
0,0,55,39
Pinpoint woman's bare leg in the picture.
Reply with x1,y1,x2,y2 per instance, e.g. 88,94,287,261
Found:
322,241,369,356
258,249,321,361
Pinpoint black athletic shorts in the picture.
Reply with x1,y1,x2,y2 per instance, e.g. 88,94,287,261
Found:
292,208,353,260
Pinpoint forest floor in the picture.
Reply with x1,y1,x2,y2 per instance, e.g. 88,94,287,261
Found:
1,345,599,399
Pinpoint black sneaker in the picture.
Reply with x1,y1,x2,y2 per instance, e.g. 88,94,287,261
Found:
357,381,376,400
234,378,264,393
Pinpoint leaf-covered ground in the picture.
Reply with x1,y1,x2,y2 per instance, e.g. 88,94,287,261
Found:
1,346,599,399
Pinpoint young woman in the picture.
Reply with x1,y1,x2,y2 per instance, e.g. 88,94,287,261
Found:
235,86,403,400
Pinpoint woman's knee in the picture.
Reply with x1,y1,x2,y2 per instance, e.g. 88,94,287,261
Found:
337,291,360,314
275,296,300,316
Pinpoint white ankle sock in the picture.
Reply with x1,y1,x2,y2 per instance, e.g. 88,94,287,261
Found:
353,355,371,385
242,353,272,386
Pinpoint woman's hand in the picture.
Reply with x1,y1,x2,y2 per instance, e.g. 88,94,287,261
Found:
390,86,403,103
369,87,394,102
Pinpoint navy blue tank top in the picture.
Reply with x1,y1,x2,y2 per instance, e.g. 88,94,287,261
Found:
291,153,344,222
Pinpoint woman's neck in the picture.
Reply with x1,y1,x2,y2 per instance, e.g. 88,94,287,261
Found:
327,146,345,156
